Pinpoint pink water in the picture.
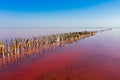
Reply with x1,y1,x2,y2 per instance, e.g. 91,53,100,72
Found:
0,28,120,80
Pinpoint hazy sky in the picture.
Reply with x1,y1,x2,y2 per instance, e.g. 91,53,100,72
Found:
0,0,120,27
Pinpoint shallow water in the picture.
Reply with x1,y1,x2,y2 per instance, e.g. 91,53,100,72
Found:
0,28,120,80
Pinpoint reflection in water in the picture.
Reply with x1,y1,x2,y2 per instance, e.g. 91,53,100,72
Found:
1,57,5,68
0,29,111,68
7,53,10,67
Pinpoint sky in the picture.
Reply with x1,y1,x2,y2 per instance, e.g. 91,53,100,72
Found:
0,0,120,27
